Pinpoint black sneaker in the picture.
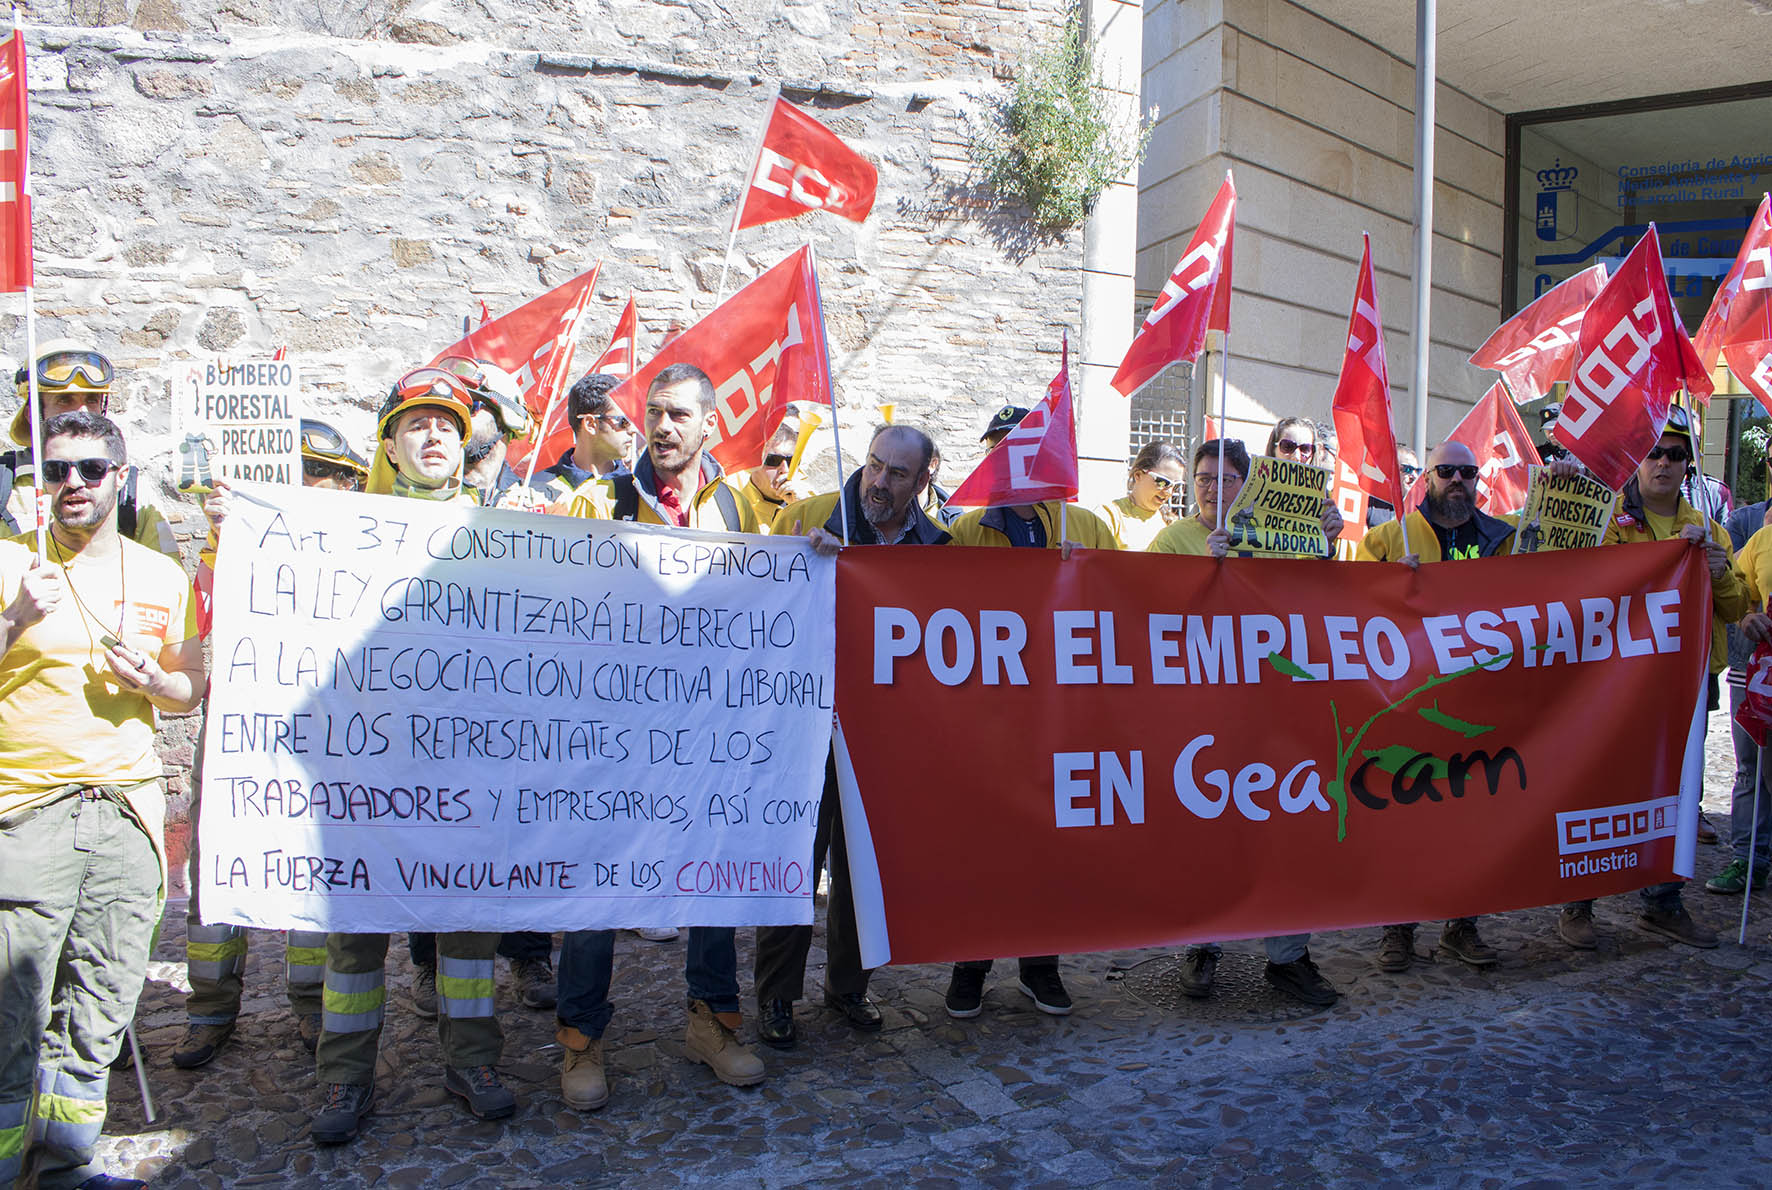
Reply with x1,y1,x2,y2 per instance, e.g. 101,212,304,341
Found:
944,966,987,1018
758,997,797,1050
311,1082,374,1145
1017,967,1073,1016
444,1064,517,1120
511,956,557,1010
1175,948,1216,998
412,962,439,1019
1264,955,1339,1007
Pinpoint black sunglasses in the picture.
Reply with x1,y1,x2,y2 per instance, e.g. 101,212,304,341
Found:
1276,438,1316,457
762,453,792,468
1433,464,1480,480
41,457,120,486
1645,444,1691,463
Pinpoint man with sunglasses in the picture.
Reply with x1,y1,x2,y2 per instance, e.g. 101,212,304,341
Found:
1357,441,1520,970
0,410,206,1190
1557,407,1744,950
2,341,181,563
530,372,634,506
735,411,816,531
313,369,517,1144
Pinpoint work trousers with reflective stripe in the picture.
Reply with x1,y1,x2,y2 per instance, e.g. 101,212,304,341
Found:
183,781,325,1023
317,931,502,1087
0,790,160,1190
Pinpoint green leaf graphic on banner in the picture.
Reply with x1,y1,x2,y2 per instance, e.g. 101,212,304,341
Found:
1418,702,1495,739
1322,650,1514,842
1264,652,1317,681
1360,745,1448,779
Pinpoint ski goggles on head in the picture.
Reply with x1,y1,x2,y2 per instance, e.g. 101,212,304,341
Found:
16,349,114,392
299,420,369,475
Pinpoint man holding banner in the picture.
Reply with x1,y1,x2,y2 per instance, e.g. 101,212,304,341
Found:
1561,409,1745,950
313,369,515,1143
752,425,948,1051
552,361,764,1107
1142,437,1340,1007
1358,441,1518,971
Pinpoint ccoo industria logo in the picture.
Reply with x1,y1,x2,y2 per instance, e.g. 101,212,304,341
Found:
1536,159,1579,243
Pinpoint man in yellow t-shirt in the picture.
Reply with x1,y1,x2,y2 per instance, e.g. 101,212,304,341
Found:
0,410,206,1190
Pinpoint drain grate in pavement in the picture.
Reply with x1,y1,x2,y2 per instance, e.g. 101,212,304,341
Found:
1118,952,1328,1021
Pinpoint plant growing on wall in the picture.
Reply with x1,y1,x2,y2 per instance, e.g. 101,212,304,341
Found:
972,15,1153,231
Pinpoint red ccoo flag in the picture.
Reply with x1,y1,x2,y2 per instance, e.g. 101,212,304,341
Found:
945,339,1079,509
1111,173,1235,398
1470,265,1608,402
429,263,600,465
1328,235,1404,543
610,247,831,474
1695,193,1772,415
1553,227,1711,489
0,23,32,293
735,98,877,231
1737,641,1772,748
523,296,639,473
1402,382,1541,516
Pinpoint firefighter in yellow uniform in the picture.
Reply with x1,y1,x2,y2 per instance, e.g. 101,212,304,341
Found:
312,369,510,1146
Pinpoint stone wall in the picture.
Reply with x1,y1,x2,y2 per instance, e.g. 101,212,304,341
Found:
8,0,1086,890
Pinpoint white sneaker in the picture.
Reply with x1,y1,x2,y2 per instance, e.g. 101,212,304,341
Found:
632,926,679,942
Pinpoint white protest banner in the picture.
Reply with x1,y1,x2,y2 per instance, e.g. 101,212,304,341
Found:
198,483,836,933
173,359,300,493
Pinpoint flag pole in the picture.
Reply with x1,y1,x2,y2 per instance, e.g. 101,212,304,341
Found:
521,271,598,490
1741,744,1762,945
808,244,847,544
1214,333,1230,533
714,93,777,310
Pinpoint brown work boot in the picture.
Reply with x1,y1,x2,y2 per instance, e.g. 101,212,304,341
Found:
171,1021,235,1070
1558,902,1598,950
1439,918,1500,967
1637,904,1719,949
1376,925,1415,973
556,1026,608,1110
684,1000,765,1087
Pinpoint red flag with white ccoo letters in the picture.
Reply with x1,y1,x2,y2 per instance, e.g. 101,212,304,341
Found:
0,24,32,293
1552,228,1712,489
520,295,640,474
735,98,877,231
1470,265,1608,402
945,339,1079,509
609,247,832,474
1328,235,1404,541
1695,193,1772,416
1110,173,1235,398
1402,382,1542,515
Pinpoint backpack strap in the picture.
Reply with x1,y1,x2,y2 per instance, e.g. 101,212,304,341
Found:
609,472,641,522
712,482,742,532
119,465,139,540
0,451,17,537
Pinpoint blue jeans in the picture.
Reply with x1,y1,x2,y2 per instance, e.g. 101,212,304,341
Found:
556,927,739,1039
1189,934,1309,964
1728,682,1772,866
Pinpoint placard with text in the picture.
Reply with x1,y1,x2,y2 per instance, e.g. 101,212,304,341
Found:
198,483,836,932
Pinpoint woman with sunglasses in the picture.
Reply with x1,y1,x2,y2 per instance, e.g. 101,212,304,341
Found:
1093,441,1186,551
1264,417,1318,466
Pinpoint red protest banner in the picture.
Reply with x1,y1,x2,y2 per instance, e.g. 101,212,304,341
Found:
1402,382,1540,515
1695,193,1772,415
736,97,877,231
1110,174,1234,398
1329,235,1403,538
835,541,1708,965
1470,265,1608,402
610,246,831,474
1553,228,1710,489
0,24,32,293
945,340,1078,508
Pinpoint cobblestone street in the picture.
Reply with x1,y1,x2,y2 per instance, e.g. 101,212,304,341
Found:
95,709,1772,1188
